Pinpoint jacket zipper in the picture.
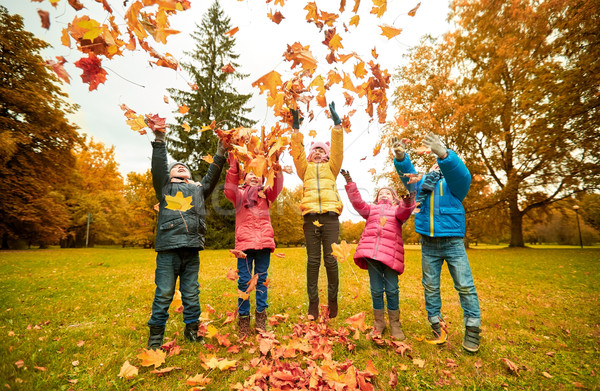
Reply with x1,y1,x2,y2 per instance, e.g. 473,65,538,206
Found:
430,184,435,237
373,206,383,258
316,163,322,213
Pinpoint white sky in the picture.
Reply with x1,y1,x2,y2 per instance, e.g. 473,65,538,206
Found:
4,0,450,221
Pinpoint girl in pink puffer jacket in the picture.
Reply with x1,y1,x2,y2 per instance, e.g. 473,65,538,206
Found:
341,169,415,340
224,153,283,336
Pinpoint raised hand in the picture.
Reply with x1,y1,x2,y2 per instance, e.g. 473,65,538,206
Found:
329,101,341,126
340,169,352,183
152,129,166,142
423,133,448,159
391,136,405,161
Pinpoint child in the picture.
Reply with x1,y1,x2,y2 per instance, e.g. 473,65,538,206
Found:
290,102,344,320
147,128,227,349
223,153,283,335
341,169,415,339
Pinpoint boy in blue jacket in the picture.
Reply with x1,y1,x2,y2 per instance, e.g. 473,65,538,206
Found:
393,133,481,352
147,128,226,349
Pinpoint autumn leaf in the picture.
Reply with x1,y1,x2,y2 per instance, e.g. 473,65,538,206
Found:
126,114,148,134
118,360,138,379
252,70,282,96
379,217,387,226
313,220,323,227
165,191,193,212
74,53,107,91
380,25,402,39
268,10,285,24
14,360,24,368
246,273,259,294
542,372,553,379
371,0,387,17
151,366,180,375
178,104,189,114
221,63,235,73
222,311,237,326
308,130,317,137
500,358,521,376
349,14,360,27
45,56,71,84
354,61,367,79
415,146,431,154
331,240,353,262
68,0,84,11
238,289,249,301
145,114,166,132
373,139,384,156
346,312,367,332
163,95,169,104
226,268,239,281
186,373,212,386
413,358,425,368
182,122,191,132
368,168,376,175
224,27,239,36
328,33,343,51
229,249,247,259
202,155,214,164
170,289,182,309
408,2,421,17
38,10,50,29
136,348,166,368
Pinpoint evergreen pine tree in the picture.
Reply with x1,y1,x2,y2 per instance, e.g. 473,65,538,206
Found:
167,0,255,248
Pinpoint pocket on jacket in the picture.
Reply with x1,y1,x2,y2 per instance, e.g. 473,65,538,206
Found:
159,218,186,231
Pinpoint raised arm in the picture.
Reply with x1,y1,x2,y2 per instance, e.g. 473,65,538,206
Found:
328,102,343,177
201,141,227,199
150,130,169,201
438,150,471,201
265,168,284,203
395,193,416,223
290,131,307,180
342,170,371,220
224,152,242,205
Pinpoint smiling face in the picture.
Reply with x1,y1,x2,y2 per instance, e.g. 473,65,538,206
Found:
244,171,261,187
309,147,326,163
378,188,394,202
170,164,191,179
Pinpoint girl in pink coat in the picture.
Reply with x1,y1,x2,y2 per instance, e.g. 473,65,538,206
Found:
341,169,415,339
224,153,283,335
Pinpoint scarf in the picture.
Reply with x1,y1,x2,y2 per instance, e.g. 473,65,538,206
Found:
242,185,265,208
416,170,442,206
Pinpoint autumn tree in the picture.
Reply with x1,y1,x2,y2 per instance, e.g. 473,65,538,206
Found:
60,138,127,247
270,186,304,247
124,170,157,248
339,220,365,244
388,0,600,247
0,7,81,249
166,0,255,248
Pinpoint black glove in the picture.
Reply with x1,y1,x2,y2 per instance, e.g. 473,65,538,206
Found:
329,101,341,126
340,169,352,183
291,108,303,130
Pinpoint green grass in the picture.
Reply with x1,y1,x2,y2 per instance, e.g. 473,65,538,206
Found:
1,246,599,390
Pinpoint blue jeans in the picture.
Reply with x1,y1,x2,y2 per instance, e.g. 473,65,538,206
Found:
148,248,201,327
420,236,481,327
366,259,400,311
237,248,271,316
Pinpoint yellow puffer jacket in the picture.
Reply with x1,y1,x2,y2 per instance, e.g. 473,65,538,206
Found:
290,126,344,215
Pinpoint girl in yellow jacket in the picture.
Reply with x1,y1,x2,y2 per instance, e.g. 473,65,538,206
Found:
290,102,344,320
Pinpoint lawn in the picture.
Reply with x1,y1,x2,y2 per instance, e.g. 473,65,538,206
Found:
1,246,598,390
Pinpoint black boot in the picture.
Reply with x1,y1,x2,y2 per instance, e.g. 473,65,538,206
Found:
147,325,165,350
308,301,319,321
184,322,204,344
328,299,338,319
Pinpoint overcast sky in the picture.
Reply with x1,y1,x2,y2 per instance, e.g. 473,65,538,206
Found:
5,0,450,221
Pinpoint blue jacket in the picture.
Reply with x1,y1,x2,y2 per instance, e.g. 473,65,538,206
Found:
152,141,226,251
394,150,470,238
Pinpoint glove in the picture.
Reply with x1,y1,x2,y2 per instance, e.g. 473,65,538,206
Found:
424,132,447,159
329,101,341,126
290,108,303,130
153,129,166,142
340,169,352,183
391,136,405,161
216,140,226,157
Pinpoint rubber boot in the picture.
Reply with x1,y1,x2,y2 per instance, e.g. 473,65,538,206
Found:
388,309,406,340
255,310,267,332
370,309,386,337
184,322,204,344
328,299,338,319
238,315,250,336
308,301,319,321
147,325,165,350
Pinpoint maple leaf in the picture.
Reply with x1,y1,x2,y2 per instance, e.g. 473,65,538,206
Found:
331,240,353,262
413,358,425,368
224,27,239,36
229,249,247,259
221,63,235,73
145,114,166,132
202,155,214,164
151,366,180,375
349,14,360,27
45,56,71,84
252,70,282,96
408,2,421,16
346,312,367,332
165,191,193,212
363,360,380,376
238,289,249,301
205,324,218,339
77,18,102,41
186,373,212,386
246,273,259,294
182,122,191,132
136,348,166,368
126,114,148,134
371,0,387,17
379,217,387,226
178,104,189,114
38,10,50,29
222,310,237,325
284,42,317,71
74,53,107,91
415,146,431,154
68,0,84,10
170,289,182,309
226,268,239,281
313,220,323,227
500,358,521,376
354,61,367,79
328,33,343,51
268,10,285,24
380,24,402,39
118,360,138,379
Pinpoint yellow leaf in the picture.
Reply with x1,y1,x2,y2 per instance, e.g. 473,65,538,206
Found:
126,114,147,132
413,358,425,368
349,15,360,27
380,217,387,226
425,328,447,344
309,130,317,137
380,24,402,39
165,191,193,212
118,360,138,379
186,373,212,386
331,240,352,262
61,28,71,47
205,325,218,339
182,122,191,132
202,155,213,164
77,19,102,41
313,220,323,227
328,33,343,51
354,61,367,79
170,289,182,308
136,348,166,368
217,358,237,370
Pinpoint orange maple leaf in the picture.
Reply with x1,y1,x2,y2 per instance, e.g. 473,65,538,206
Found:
136,348,166,368
45,56,71,84
229,249,247,259
368,168,376,175
246,273,259,294
252,70,282,96
354,61,367,79
349,14,360,27
268,10,285,24
186,373,212,386
74,53,107,91
224,26,239,36
118,360,138,379
328,33,343,51
226,268,239,281
308,130,317,137
201,155,213,164
178,104,189,114
331,240,353,262
221,63,235,73
346,312,367,332
408,2,421,17
380,25,403,39
371,0,387,17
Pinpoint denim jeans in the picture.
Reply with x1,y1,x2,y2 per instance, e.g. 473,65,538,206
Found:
420,236,481,327
303,213,340,304
237,248,271,316
148,248,201,327
366,259,400,311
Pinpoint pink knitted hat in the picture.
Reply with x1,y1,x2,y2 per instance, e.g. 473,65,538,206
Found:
307,141,330,162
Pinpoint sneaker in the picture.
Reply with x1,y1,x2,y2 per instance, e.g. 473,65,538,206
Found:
462,326,481,352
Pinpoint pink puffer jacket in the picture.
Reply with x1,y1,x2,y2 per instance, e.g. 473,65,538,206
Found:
224,160,283,252
345,182,415,274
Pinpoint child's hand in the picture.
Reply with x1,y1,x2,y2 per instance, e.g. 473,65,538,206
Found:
391,137,405,160
152,129,166,143
216,140,227,156
340,169,352,183
290,108,303,130
423,133,448,159
328,101,342,126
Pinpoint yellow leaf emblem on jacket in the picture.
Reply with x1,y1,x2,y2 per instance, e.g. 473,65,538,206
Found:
165,191,193,212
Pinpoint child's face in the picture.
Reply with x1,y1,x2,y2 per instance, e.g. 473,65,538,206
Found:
245,172,261,187
378,189,394,202
170,164,191,179
310,147,326,163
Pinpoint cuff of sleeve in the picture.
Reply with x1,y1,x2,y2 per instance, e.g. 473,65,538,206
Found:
213,153,227,167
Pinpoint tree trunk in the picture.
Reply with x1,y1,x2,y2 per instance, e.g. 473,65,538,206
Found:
508,194,525,247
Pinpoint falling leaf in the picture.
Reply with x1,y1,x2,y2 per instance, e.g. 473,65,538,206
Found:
268,10,285,24
74,53,107,91
118,360,138,379
331,240,353,262
238,289,249,301
202,155,214,164
379,25,402,39
313,220,323,227
349,14,360,26
371,47,379,59
221,63,235,73
165,191,193,212
415,146,431,154
137,348,166,368
230,249,247,259
408,2,421,16
186,373,212,386
178,105,189,114
163,95,169,104
188,82,199,90
182,122,191,132
38,9,50,29
68,0,84,10
226,268,239,281
252,70,282,96
45,56,70,84
368,168,376,175
145,114,166,132
308,130,317,137
354,61,367,79
224,27,239,36
346,312,367,332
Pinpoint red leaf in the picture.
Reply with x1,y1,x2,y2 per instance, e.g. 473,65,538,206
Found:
74,53,107,91
45,56,70,84
38,10,50,29
144,114,166,132
68,0,84,11
221,63,235,73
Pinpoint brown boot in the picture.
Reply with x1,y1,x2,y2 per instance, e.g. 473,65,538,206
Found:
238,315,250,336
388,309,406,340
370,309,386,336
308,301,319,321
328,299,338,319
255,310,267,331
